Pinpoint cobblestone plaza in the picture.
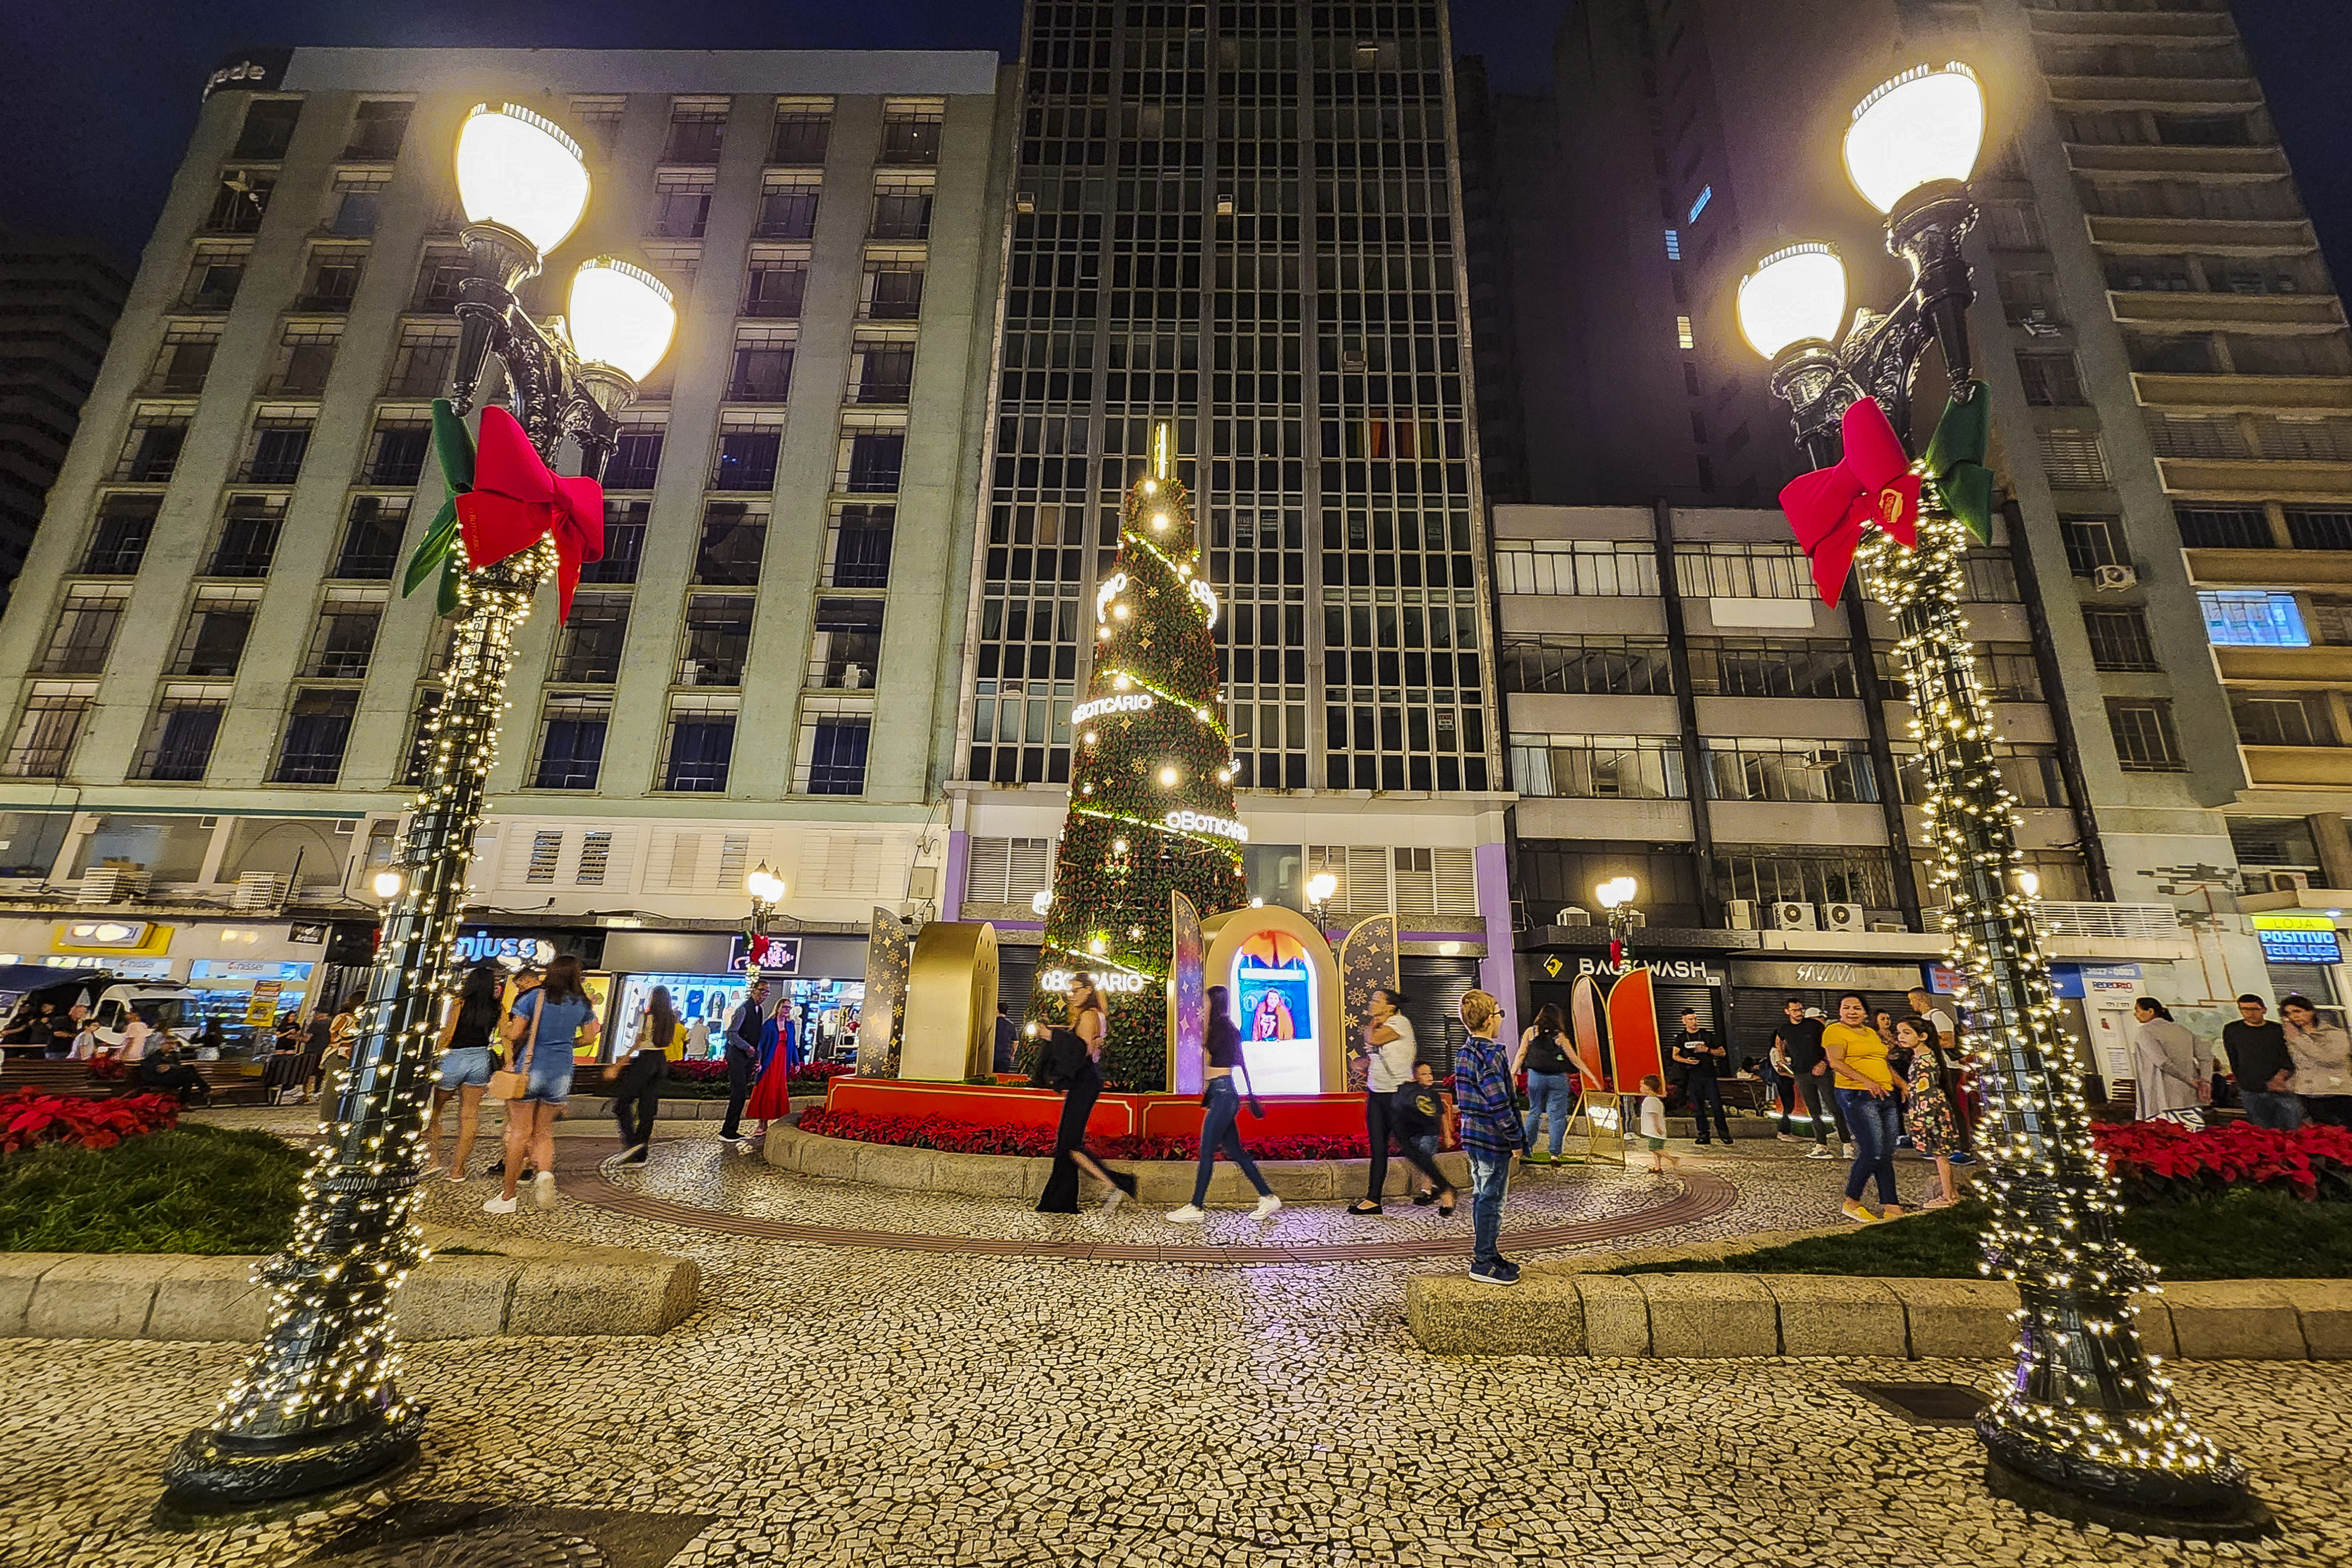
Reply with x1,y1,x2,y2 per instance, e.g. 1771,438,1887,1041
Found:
2,1116,2347,1568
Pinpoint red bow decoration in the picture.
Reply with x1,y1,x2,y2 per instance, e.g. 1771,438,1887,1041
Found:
455,406,604,621
1777,397,1920,604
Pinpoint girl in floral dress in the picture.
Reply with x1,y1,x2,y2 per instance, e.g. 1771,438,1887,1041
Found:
1896,1015,1959,1208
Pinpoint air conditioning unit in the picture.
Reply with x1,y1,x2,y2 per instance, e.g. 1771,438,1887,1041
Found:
1870,921,1908,933
232,872,291,912
1555,905,1591,927
2093,564,2139,591
2269,870,2311,893
1822,902,1867,933
1215,191,1235,217
1799,748,1842,771
1770,901,1818,931
1725,897,1756,930
1014,190,1036,214
76,868,131,905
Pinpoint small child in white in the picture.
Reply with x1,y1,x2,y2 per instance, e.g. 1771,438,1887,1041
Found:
1637,1074,1679,1172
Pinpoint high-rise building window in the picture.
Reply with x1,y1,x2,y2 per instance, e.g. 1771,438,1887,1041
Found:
1675,315,1695,349
2287,507,2352,551
880,99,944,165
754,175,820,239
2174,505,2271,550
567,95,626,155
860,258,924,320
386,322,459,396
83,496,159,575
850,339,916,405
584,502,647,584
2082,607,2161,670
269,322,342,394
824,503,895,588
2060,515,2126,576
604,424,664,490
360,417,430,486
2199,589,2308,647
662,97,728,163
181,244,248,311
333,495,410,580
1510,735,1686,800
38,586,130,676
767,99,833,165
727,329,796,402
208,495,286,577
711,423,782,491
112,412,187,483
552,594,630,683
342,99,412,161
272,690,360,784
2,686,95,780
238,413,314,484
838,428,906,493
794,700,871,795
1498,635,1674,696
532,696,611,790
1663,229,1680,260
134,690,229,783
303,591,384,678
147,325,219,394
205,171,272,233
296,245,366,312
806,599,884,688
677,595,754,687
2039,430,2110,487
232,98,300,159
661,697,737,792
650,172,713,239
743,252,808,318
2016,351,2083,407
693,504,767,585
2107,697,2187,771
869,176,934,240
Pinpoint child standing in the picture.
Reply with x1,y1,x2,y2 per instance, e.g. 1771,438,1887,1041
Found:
1638,1074,1679,1172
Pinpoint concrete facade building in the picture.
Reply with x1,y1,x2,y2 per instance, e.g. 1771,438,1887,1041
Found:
0,231,129,596
941,0,1516,1052
0,48,1011,1023
1469,0,2352,1052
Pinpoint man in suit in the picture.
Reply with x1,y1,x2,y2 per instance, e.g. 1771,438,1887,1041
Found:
720,978,770,1149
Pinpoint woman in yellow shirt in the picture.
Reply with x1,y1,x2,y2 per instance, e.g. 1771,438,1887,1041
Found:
1822,991,1906,1224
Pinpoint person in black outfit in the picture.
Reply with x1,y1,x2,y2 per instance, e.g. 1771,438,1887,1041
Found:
2224,992,2301,1131
1165,985,1282,1221
610,984,676,1164
1034,973,1138,1213
135,1035,209,1105
1670,1008,1732,1147
719,978,769,1149
991,1003,1017,1075
1775,998,1849,1157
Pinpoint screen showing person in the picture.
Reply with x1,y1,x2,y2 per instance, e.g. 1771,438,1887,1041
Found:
1232,930,1320,1094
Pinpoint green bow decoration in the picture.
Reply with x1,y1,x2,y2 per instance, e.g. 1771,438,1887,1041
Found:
400,399,476,616
1923,379,1993,542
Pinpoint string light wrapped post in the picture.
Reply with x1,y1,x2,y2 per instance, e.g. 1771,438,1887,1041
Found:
1741,64,2267,1539
161,104,676,1516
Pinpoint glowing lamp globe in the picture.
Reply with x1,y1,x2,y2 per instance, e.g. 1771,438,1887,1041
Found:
746,864,786,904
1305,872,1338,906
1596,876,1639,911
1843,62,1985,215
1738,243,1847,360
455,103,590,256
568,258,676,382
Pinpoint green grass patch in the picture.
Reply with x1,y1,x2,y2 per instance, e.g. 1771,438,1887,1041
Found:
0,1123,308,1255
1615,1189,2352,1281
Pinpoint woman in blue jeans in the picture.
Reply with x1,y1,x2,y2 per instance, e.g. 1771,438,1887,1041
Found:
1166,986,1281,1223
486,954,601,1215
1514,1002,1577,1162
1822,991,1905,1223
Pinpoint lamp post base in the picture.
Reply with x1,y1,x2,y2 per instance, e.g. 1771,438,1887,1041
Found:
157,1404,426,1520
1980,1423,2276,1543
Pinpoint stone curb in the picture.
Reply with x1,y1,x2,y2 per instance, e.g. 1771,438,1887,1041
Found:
1405,1271,2352,1360
764,1121,1478,1202
0,1231,697,1343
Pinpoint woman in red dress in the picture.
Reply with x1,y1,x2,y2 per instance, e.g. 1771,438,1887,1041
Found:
740,1003,796,1135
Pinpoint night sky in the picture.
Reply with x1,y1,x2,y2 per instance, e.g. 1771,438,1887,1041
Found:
4,1,2347,285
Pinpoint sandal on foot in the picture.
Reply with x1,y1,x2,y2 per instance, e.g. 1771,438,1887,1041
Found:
1438,1189,1457,1217
1347,1199,1382,1216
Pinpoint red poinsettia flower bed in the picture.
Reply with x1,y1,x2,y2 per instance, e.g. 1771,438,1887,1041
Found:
0,1087,181,1155
663,1058,852,1091
796,1106,1375,1162
2092,1119,2352,1202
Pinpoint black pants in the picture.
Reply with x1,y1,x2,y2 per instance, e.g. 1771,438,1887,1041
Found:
613,1052,666,1151
1685,1075,1730,1143
1363,1088,1446,1199
1796,1071,1848,1146
1038,1067,1111,1213
719,1049,757,1138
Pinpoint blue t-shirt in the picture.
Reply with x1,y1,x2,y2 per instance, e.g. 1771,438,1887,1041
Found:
509,991,596,1067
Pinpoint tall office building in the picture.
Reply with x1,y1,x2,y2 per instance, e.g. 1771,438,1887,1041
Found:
0,49,1008,1029
941,1,1516,1047
0,231,129,595
1472,0,2352,1054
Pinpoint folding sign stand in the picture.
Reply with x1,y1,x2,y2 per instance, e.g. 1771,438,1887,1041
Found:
1569,1089,1626,1168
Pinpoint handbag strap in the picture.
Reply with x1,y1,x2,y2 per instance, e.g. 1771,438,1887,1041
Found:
520,989,546,1076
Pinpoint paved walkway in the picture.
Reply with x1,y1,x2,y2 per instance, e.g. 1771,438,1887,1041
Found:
2,1115,2344,1567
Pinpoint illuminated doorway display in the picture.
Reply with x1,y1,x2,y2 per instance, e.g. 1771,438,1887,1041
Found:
1232,929,1320,1095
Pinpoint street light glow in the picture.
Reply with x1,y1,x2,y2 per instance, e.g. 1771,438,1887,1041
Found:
567,257,676,382
1843,62,1985,214
370,870,404,901
1305,872,1337,905
1737,242,1847,359
454,103,590,256
746,864,786,905
1595,876,1638,910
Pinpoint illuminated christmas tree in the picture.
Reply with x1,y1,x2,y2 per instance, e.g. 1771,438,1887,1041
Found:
1028,424,1247,1088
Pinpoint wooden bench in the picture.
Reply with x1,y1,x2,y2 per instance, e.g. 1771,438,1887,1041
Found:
1,1055,273,1105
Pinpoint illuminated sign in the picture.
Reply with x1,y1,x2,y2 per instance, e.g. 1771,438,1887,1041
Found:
58,921,152,949
452,931,557,967
1187,577,1220,627
1039,967,1152,994
1071,693,1154,724
190,960,316,981
2253,914,2343,967
728,934,802,975
1094,573,1128,625
201,48,290,101
1164,809,1248,842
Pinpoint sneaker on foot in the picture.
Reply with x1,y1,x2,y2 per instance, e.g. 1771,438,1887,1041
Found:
1251,1194,1282,1221
1468,1261,1522,1286
1805,1146,1835,1160
1165,1203,1206,1223
1102,1187,1126,1213
482,1194,519,1215
1949,1152,1979,1166
1842,1144,1858,1159
1840,1199,1879,1225
533,1171,557,1210
445,1171,467,1184
1776,1132,1800,1143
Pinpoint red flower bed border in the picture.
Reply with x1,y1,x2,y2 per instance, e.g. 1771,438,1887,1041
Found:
662,1059,851,1093
2092,1119,2352,1202
797,1106,1377,1163
0,1087,181,1155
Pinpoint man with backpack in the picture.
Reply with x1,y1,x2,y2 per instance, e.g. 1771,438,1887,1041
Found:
719,978,769,1151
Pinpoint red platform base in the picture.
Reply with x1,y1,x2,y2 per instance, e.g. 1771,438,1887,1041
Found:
821,1076,1366,1142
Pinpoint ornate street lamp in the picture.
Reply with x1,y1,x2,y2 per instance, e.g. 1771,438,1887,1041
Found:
1304,870,1338,935
1742,64,2266,1536
162,102,675,1516
1595,875,1639,970
747,862,787,930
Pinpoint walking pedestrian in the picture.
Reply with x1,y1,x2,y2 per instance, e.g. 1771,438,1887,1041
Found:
992,1002,1017,1075
1167,985,1282,1222
1776,998,1849,1158
2223,994,2300,1130
1768,1031,1801,1141
1668,1007,1732,1148
300,1005,333,1099
1512,1002,1577,1165
609,984,675,1165
1636,1074,1678,1172
1907,984,1976,1165
2281,994,2352,1126
484,954,600,1215
425,961,505,1181
1823,992,1904,1224
718,978,769,1150
1452,988,1521,1287
1034,972,1138,1213
2127,997,2207,1121
1391,1061,1456,1211
1896,1015,1959,1208
1349,987,1419,1214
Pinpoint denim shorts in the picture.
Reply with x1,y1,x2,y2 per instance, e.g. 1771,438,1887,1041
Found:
521,1062,573,1106
435,1045,495,1091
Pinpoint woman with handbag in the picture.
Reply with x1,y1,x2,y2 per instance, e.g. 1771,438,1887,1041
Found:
424,961,505,1181
607,984,676,1165
1165,985,1282,1223
485,954,600,1214
1513,1002,1578,1166
1033,972,1139,1214
1348,987,1420,1215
